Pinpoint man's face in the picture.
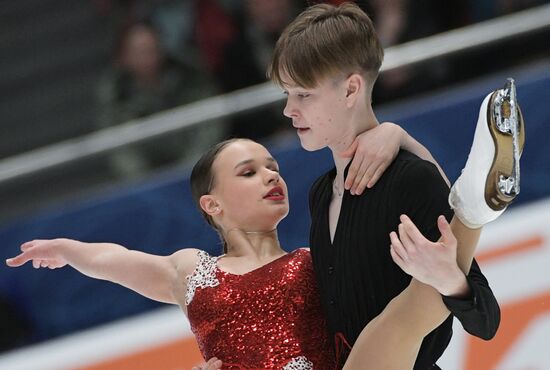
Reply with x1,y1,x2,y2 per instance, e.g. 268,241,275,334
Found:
281,72,352,152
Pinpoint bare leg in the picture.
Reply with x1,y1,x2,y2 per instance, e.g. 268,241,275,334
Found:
344,80,524,369
453,218,481,272
343,218,480,369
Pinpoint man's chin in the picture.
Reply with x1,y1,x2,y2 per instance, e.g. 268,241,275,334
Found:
299,139,324,152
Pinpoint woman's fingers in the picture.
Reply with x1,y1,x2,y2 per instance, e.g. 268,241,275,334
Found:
345,155,364,191
21,241,34,252
5,253,31,267
351,161,373,195
366,163,387,189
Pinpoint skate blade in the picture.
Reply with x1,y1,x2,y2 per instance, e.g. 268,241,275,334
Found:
485,78,525,211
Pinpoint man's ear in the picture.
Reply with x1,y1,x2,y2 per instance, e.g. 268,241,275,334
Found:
200,195,221,216
345,73,363,107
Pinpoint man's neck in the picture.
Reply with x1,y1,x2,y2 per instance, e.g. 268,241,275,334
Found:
331,104,379,183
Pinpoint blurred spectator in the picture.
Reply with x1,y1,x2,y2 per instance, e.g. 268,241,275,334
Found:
96,21,225,179
360,0,469,102
196,0,302,140
468,0,549,22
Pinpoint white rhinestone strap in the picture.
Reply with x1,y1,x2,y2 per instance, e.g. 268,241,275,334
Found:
185,250,220,305
282,356,314,370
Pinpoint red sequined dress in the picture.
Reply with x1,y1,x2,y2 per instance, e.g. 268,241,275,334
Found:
185,248,337,369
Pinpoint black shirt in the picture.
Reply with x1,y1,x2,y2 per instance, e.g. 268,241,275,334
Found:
309,150,500,369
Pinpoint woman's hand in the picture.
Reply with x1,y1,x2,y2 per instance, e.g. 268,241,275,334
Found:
6,239,70,269
340,122,404,195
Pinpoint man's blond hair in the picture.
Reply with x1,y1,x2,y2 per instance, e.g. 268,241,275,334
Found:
268,2,384,88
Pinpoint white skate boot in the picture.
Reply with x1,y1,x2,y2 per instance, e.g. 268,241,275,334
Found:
449,78,525,229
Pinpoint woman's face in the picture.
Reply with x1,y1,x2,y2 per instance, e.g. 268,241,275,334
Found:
207,140,289,232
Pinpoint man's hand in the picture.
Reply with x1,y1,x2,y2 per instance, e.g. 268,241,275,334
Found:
6,239,68,269
191,357,223,370
390,215,470,297
340,122,404,195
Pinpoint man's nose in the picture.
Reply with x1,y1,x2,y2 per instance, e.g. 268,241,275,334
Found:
283,98,295,118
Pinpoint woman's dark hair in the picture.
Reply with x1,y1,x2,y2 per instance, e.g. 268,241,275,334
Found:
190,138,248,254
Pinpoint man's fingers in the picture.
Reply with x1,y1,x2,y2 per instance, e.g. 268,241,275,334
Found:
210,360,223,369
389,231,408,261
205,357,219,365
191,357,222,370
196,357,222,370
390,245,406,271
437,215,456,245
398,223,415,253
400,214,426,245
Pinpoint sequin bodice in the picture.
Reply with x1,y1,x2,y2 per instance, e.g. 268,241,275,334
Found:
186,249,336,369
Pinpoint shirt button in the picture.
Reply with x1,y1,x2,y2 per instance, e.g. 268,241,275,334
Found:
330,299,335,306
328,265,334,274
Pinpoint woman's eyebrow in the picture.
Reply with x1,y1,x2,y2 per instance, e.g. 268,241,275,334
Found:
234,157,277,169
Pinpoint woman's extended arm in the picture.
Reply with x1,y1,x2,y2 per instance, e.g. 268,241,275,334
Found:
399,127,450,187
6,238,197,305
341,122,450,194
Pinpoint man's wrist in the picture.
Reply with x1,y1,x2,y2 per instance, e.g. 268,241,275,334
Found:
435,267,471,298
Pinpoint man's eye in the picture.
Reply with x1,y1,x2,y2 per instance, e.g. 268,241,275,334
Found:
298,93,310,98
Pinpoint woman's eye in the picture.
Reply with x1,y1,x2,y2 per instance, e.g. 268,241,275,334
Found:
298,93,310,98
242,171,255,177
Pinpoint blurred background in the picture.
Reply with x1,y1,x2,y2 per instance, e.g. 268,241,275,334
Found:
0,0,549,369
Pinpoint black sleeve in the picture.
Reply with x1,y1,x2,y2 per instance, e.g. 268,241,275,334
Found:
442,258,501,340
395,155,500,340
